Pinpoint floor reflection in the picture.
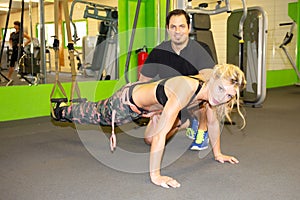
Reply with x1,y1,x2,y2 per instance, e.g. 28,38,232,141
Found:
0,69,97,87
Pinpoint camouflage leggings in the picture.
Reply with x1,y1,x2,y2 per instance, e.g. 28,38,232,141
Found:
62,83,142,126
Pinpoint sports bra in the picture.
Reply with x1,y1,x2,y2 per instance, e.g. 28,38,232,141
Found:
156,76,203,106
128,76,203,114
128,82,150,114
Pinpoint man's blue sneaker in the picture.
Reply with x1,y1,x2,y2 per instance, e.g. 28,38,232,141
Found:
186,118,199,140
189,130,209,151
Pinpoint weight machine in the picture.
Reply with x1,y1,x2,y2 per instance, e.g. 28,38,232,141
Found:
182,0,267,107
70,0,118,80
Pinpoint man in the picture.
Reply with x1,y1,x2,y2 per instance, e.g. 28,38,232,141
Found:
139,9,216,150
7,21,31,86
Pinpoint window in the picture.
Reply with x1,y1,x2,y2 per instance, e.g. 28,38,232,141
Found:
2,27,15,41
63,20,87,48
36,22,55,47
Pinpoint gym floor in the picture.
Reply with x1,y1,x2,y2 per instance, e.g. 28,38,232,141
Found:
0,86,299,200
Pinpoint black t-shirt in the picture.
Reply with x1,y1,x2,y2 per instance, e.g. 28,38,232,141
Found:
10,32,21,49
140,39,215,79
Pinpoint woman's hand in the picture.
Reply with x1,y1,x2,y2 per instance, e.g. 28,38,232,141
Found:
214,153,239,164
151,174,181,189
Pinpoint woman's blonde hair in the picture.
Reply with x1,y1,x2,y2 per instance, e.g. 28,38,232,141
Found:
210,64,247,128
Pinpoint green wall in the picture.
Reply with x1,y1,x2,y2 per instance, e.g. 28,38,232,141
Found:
118,0,169,82
288,1,300,80
266,69,299,88
0,81,118,122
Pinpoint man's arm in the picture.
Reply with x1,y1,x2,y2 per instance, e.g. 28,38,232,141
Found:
23,32,31,46
138,47,162,82
139,73,152,82
9,33,13,47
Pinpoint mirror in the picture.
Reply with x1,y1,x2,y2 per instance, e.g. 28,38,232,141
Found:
0,0,119,87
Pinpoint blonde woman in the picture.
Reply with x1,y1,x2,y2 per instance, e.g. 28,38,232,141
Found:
52,64,246,189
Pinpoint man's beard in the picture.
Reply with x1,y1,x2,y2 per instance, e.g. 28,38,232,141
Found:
173,39,185,46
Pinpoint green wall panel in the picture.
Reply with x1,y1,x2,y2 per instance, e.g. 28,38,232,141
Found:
118,0,169,82
288,1,300,80
0,81,118,122
266,69,299,88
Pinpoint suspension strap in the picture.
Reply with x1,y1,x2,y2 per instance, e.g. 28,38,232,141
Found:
62,0,86,104
110,109,117,151
50,36,68,114
124,0,142,83
50,0,68,116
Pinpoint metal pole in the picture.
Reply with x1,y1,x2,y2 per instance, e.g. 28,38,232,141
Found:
238,0,247,69
39,0,47,83
29,0,34,77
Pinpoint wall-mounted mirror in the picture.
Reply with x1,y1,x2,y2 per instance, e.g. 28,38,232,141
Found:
0,0,119,87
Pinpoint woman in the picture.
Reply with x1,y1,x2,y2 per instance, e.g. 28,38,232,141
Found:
7,21,31,86
52,64,246,188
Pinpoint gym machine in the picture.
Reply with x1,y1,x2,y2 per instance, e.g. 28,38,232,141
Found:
227,6,267,107
70,0,118,80
183,0,267,107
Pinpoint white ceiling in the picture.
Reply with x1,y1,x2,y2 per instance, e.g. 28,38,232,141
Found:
0,0,113,16
0,0,51,16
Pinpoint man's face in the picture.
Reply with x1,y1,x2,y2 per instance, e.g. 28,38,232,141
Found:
167,15,190,46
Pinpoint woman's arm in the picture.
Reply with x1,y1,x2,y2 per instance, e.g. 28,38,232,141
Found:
138,77,196,188
206,104,239,164
149,96,181,188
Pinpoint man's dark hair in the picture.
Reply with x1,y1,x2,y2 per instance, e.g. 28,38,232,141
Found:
166,9,190,27
13,21,21,27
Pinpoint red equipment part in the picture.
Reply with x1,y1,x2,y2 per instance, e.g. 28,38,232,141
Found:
136,46,148,79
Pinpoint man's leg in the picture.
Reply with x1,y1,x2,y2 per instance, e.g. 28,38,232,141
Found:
144,116,183,145
188,106,210,150
198,106,207,131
